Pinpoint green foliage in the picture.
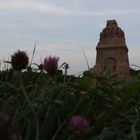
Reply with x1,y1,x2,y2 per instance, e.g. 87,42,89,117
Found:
0,67,140,140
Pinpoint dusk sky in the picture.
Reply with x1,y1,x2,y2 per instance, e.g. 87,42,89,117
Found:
0,0,140,74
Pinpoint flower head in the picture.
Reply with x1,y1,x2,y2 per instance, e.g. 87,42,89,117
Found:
69,116,90,137
43,56,59,75
0,104,22,140
11,50,29,71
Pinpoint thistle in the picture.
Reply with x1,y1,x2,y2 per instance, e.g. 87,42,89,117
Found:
0,104,22,140
69,116,90,137
11,50,29,71
43,56,59,75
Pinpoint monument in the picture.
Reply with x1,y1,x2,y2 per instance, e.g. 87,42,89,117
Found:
92,20,130,80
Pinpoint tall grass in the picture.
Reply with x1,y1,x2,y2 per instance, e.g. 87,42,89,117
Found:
0,49,140,140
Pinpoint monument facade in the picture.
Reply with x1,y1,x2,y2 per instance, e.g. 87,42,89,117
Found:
92,20,130,80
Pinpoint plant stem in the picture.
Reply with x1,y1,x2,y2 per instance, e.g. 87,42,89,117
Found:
20,81,39,140
51,120,66,140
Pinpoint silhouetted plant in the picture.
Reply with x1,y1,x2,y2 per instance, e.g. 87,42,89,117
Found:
11,50,29,71
43,56,59,75
1,49,140,140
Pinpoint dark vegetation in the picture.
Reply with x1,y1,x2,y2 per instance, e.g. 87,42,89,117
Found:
0,50,140,140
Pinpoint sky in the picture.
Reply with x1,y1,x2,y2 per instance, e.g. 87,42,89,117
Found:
0,0,140,74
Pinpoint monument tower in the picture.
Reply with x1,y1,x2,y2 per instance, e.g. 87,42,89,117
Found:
92,20,130,80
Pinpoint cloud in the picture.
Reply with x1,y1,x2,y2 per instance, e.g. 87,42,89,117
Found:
0,0,67,14
0,0,140,74
0,0,140,16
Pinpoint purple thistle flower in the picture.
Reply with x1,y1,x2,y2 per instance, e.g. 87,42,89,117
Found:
43,56,59,75
69,116,90,137
0,104,22,140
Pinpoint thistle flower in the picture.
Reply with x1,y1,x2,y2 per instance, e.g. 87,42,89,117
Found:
43,56,59,75
11,50,29,71
69,116,90,137
0,104,22,140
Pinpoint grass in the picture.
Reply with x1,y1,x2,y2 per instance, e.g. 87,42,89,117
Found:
0,50,140,140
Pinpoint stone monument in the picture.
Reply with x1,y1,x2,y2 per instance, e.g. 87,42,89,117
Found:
92,20,130,80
